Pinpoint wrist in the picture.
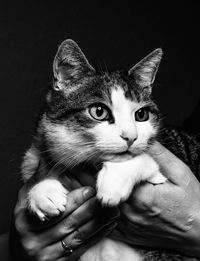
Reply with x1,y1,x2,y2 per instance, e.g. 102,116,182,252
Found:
180,210,200,259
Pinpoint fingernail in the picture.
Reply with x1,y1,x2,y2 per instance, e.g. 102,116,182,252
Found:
83,187,95,198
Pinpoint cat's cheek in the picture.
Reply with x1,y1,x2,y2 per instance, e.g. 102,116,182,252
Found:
134,121,156,146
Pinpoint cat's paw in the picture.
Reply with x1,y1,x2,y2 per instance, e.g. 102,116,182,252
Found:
97,189,127,206
96,163,132,207
148,171,167,184
28,179,68,221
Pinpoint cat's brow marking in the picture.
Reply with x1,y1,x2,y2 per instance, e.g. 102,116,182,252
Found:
111,85,140,118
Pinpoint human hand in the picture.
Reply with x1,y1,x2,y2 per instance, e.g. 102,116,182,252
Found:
110,142,200,258
10,166,119,261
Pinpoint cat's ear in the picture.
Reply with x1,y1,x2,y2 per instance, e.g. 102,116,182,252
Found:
53,39,95,90
128,48,163,89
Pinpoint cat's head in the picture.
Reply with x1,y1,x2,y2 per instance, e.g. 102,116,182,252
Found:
41,39,163,166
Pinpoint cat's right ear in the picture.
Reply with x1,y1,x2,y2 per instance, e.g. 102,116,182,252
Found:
53,39,95,91
128,48,163,89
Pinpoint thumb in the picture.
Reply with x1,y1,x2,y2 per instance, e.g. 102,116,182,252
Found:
149,142,192,186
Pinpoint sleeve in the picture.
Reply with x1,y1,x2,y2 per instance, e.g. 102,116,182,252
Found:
158,125,200,181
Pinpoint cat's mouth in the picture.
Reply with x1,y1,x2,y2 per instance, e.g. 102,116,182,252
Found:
103,146,146,162
103,151,133,162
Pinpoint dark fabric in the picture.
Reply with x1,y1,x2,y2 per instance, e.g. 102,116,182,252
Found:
159,125,200,181
0,233,13,261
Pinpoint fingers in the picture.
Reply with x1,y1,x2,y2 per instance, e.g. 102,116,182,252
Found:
13,185,119,261
58,219,117,258
37,197,119,246
38,222,117,261
38,197,100,245
149,142,193,186
20,201,117,261
15,186,96,232
15,185,119,247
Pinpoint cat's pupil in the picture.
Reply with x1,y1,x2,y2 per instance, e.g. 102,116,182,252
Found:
138,109,144,118
96,107,103,117
88,105,109,121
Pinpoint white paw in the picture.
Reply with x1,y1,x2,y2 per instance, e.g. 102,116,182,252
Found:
96,163,133,207
148,171,167,184
28,179,68,221
97,188,128,206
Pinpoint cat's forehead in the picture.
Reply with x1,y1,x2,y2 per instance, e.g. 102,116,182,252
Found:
110,85,142,113
49,71,149,116
64,72,138,106
100,72,137,101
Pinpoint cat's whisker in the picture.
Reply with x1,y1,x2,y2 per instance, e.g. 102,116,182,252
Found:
102,58,109,73
38,158,58,174
39,148,54,154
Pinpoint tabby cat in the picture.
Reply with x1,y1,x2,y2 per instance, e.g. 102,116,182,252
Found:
21,39,199,260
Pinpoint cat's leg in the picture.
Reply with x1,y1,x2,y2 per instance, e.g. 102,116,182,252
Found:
96,153,166,206
138,154,167,184
28,179,68,221
96,160,135,206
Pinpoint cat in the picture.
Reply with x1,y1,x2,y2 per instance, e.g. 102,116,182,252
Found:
21,39,198,261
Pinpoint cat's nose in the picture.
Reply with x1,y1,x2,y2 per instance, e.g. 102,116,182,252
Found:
120,132,137,147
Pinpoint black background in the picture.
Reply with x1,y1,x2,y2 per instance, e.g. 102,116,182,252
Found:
0,1,199,234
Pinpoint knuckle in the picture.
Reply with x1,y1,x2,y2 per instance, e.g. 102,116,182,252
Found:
36,249,54,261
37,252,51,261
180,164,191,175
22,237,39,257
15,216,26,233
135,187,154,210
63,215,77,234
74,228,84,244
172,161,190,176
71,189,85,206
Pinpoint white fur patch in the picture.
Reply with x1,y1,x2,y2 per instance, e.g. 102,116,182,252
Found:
21,145,40,181
111,87,139,141
89,86,156,159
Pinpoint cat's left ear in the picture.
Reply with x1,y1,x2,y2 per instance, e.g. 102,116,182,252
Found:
128,48,163,89
53,39,95,90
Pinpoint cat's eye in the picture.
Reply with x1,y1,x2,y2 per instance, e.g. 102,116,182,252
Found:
135,107,149,122
89,104,109,121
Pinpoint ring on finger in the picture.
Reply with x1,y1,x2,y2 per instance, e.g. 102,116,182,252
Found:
61,240,74,256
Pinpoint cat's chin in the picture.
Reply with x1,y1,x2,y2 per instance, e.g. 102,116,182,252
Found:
103,152,133,162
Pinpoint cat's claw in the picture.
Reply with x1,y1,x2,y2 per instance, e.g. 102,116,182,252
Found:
97,191,123,207
148,171,167,184
28,179,67,221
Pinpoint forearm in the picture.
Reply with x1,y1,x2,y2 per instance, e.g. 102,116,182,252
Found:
181,211,200,259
